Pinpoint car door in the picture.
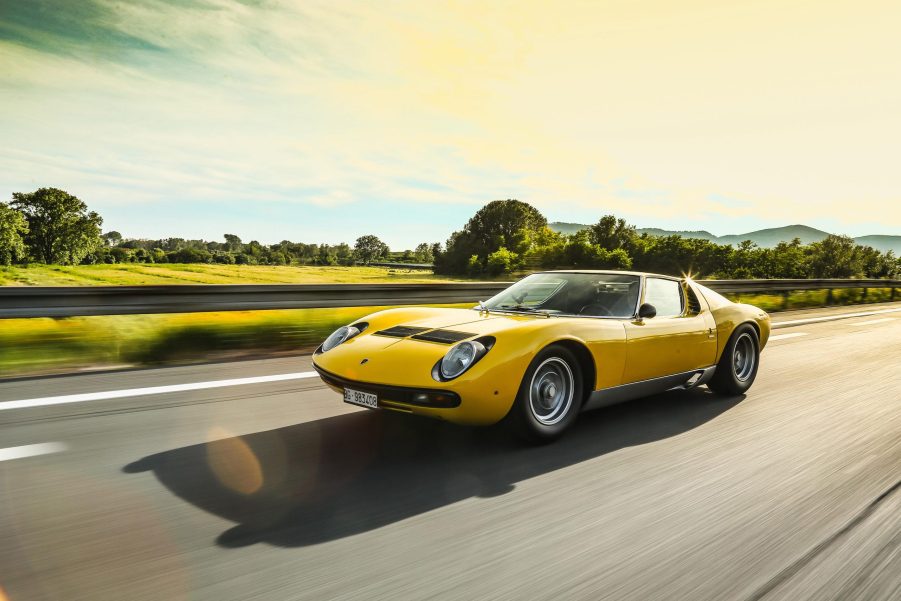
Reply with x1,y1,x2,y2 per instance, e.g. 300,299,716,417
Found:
621,277,717,384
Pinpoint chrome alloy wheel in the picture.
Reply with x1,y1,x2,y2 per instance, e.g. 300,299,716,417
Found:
732,332,756,382
528,357,575,426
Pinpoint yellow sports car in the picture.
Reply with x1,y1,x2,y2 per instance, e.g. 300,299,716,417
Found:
312,271,770,441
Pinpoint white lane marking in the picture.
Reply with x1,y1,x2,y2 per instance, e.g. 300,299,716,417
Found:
769,332,809,341
0,371,318,411
0,442,68,462
844,318,895,326
773,306,901,329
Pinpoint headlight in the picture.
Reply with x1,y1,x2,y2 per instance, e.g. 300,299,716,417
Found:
438,340,486,380
320,323,366,353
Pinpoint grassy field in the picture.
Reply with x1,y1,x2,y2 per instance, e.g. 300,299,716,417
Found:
0,263,462,286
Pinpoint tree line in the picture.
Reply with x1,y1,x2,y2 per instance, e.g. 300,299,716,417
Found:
0,188,433,267
2,189,898,279
432,200,900,279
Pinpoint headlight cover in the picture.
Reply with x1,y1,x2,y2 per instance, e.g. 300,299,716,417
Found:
436,339,490,380
320,323,366,353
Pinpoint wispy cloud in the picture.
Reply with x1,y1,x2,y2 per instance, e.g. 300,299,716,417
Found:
2,0,900,247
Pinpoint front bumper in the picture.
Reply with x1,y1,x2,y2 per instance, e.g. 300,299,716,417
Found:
313,365,461,409
310,336,523,425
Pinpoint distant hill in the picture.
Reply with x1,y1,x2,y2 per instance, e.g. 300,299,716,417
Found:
549,222,592,236
715,225,831,247
548,222,901,254
853,235,901,255
634,228,719,241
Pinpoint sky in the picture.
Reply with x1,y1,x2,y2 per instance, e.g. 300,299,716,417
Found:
2,0,900,249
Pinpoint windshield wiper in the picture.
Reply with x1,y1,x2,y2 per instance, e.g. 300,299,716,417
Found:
497,304,547,314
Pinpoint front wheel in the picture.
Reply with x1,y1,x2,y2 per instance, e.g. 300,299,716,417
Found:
707,324,760,395
507,345,584,443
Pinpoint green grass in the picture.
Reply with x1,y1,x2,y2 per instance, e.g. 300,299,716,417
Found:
0,264,466,286
0,305,474,377
722,287,897,312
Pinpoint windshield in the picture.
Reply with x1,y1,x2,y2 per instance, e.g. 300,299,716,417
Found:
483,273,641,317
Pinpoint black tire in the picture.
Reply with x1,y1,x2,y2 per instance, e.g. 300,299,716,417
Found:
707,324,760,395
507,344,584,443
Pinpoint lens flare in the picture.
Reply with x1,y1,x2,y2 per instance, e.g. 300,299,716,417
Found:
206,427,264,495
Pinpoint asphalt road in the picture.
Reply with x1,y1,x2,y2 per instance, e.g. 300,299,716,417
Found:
1,303,899,601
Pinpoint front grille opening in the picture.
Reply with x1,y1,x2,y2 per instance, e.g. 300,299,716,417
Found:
411,329,476,344
374,325,431,338
313,366,462,408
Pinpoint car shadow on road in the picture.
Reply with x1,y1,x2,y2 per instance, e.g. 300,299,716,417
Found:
123,388,745,548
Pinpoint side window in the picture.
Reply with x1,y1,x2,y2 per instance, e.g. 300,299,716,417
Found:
644,278,683,317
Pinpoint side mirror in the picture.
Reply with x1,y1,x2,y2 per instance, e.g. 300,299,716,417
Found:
638,303,657,319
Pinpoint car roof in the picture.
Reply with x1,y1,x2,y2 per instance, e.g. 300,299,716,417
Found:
538,270,683,281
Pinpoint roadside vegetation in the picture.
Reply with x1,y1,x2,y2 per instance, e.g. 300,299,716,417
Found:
1,189,898,281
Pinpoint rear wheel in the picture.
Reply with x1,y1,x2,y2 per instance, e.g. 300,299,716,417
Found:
508,345,584,443
707,324,760,395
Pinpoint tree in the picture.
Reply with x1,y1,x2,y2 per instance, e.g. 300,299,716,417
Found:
316,244,337,265
729,240,762,279
414,242,434,263
0,203,28,265
807,235,863,278
212,252,236,265
169,247,212,263
334,242,354,265
101,231,123,247
133,248,153,263
109,247,131,263
354,235,389,264
246,240,264,259
763,238,808,279
10,188,103,264
224,234,243,252
588,215,638,251
465,199,547,254
435,200,547,275
486,247,519,275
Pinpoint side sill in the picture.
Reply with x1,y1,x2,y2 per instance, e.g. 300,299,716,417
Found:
583,366,716,411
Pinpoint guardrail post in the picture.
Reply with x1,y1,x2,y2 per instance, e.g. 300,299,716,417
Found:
892,287,896,301
825,288,834,305
781,290,790,310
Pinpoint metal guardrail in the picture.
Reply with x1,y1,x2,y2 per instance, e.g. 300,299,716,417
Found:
0,283,510,318
0,279,897,319
701,278,900,293
369,262,434,270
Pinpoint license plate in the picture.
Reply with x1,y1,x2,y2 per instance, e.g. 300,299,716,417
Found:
343,387,378,409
